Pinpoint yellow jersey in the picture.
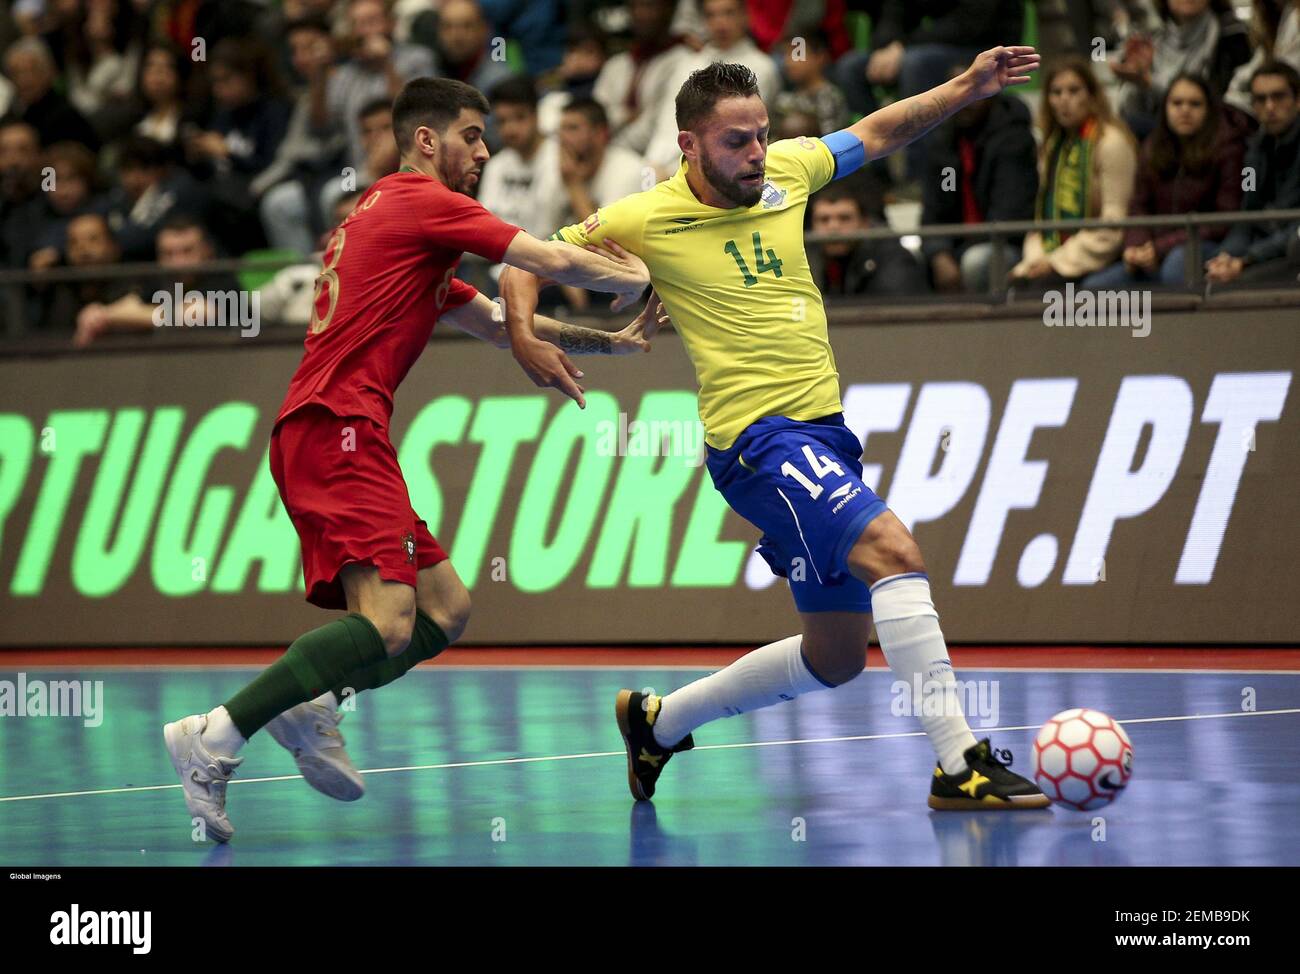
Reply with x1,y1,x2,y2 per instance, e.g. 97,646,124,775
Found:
549,136,842,449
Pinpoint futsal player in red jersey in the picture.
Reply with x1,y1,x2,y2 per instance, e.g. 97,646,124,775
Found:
163,78,664,842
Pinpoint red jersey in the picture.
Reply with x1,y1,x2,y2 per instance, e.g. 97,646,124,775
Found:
276,170,522,429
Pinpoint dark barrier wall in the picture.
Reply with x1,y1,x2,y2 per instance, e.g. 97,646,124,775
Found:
0,308,1296,646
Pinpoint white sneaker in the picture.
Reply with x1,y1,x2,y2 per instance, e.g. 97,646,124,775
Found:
266,700,365,801
162,714,242,843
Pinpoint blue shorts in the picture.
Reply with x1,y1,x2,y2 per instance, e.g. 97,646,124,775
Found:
706,413,887,613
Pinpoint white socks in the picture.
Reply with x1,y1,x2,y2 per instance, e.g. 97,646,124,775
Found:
652,634,834,748
202,705,247,758
870,573,977,774
652,575,979,775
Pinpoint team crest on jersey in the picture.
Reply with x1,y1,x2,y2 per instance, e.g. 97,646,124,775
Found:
760,182,787,209
401,531,416,564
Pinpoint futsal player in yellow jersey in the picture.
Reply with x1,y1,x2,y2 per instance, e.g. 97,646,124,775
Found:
502,48,1049,810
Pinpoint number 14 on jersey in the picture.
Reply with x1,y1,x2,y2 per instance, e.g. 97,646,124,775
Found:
782,445,845,499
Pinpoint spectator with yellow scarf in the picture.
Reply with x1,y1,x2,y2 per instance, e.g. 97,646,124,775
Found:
1011,56,1139,285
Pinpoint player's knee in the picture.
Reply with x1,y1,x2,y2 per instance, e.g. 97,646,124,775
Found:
849,518,926,580
428,585,472,645
819,650,866,686
803,639,866,686
374,606,416,658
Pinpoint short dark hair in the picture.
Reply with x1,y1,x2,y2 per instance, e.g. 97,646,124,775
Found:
565,25,607,57
391,77,490,153
358,96,392,123
285,13,331,37
783,25,830,55
158,212,211,240
811,182,865,217
811,170,884,221
562,96,608,129
675,61,760,130
1250,60,1300,97
211,37,284,97
69,211,114,238
490,75,538,111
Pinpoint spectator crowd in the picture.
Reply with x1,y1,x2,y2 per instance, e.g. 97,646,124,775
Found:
1,0,1297,345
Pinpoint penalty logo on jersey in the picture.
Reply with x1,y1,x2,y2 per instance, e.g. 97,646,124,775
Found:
760,182,787,209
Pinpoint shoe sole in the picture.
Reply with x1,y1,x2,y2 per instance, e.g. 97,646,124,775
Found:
291,756,365,802
162,720,234,843
928,793,1053,811
265,715,364,802
614,690,649,802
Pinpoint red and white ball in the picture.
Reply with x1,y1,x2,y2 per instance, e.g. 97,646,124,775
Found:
1033,708,1134,811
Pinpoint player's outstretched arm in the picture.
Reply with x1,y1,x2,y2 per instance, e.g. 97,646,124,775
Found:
499,264,665,408
534,292,667,356
501,231,649,313
440,291,512,347
443,290,667,355
846,46,1039,161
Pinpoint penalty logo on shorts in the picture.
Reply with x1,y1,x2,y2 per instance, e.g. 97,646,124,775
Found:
401,531,415,564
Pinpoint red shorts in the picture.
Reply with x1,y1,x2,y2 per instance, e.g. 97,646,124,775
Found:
269,405,449,609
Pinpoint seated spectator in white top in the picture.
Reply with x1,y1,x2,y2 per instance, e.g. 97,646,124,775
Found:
131,45,194,150
478,77,556,239
593,0,694,155
643,0,783,176
543,97,648,233
469,76,557,295
539,97,648,309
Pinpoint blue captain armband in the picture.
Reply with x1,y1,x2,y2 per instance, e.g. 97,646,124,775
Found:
821,129,866,179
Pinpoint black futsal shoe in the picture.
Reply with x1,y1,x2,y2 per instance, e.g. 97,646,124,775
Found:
615,689,694,801
929,738,1052,810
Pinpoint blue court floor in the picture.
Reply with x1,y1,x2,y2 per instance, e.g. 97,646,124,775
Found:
1,666,1297,866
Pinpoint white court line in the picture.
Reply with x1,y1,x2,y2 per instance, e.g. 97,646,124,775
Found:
1,707,1296,805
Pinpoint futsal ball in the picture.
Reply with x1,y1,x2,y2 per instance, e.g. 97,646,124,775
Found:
1032,708,1134,811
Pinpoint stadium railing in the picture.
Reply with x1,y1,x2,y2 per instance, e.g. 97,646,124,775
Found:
1,209,1297,348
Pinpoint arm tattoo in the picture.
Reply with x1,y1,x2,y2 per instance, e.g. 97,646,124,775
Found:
552,322,614,354
886,92,950,145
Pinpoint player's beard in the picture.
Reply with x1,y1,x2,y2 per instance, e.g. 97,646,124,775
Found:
700,146,763,208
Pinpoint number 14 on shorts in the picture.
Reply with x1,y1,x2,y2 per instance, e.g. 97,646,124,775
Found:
781,445,845,500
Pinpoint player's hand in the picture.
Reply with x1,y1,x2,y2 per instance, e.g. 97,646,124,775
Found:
611,291,668,354
512,337,587,408
965,46,1039,100
585,238,649,312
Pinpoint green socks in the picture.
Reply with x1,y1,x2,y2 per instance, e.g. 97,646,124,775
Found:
223,610,451,739
224,613,388,739
329,609,449,704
